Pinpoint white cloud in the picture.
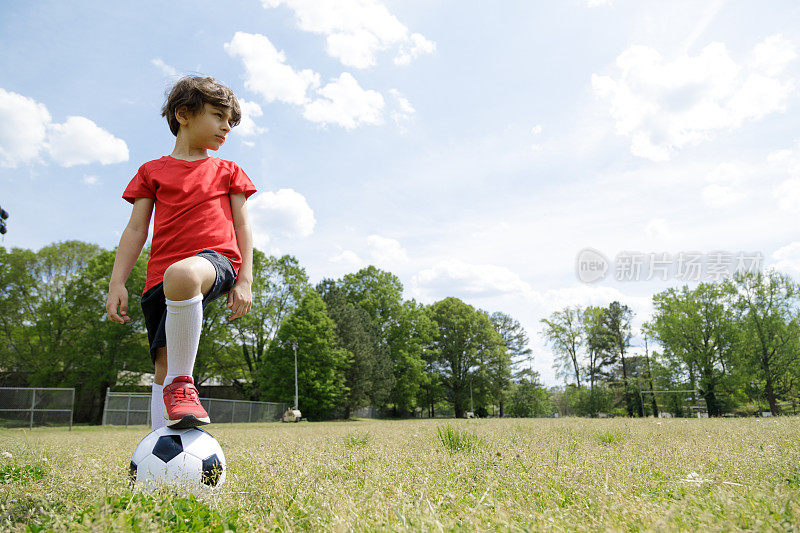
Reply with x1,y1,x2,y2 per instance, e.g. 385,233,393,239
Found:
151,58,177,77
0,88,128,168
247,188,315,250
774,179,800,212
394,33,436,66
768,140,800,211
82,175,100,186
531,124,543,134
592,36,796,161
330,250,363,266
225,31,320,105
303,73,384,129
237,99,268,137
701,162,749,208
412,259,532,299
0,88,51,167
586,0,612,6
262,0,434,69
47,116,129,167
749,34,798,77
367,234,408,266
388,88,414,126
771,242,800,277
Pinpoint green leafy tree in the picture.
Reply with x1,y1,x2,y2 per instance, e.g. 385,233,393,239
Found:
602,302,640,417
341,266,425,415
541,307,584,388
428,297,502,418
64,249,150,422
649,283,737,416
726,271,800,415
316,279,379,419
490,312,529,416
230,252,309,398
507,369,550,417
257,290,348,420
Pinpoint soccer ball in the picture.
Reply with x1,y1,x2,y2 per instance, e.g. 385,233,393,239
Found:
129,426,226,491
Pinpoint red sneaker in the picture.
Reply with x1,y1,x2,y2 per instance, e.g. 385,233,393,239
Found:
163,376,210,428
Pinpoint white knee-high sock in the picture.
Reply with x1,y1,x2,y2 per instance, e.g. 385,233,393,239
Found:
151,383,166,431
163,294,203,386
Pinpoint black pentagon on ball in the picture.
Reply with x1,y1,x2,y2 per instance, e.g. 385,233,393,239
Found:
129,461,137,482
201,454,223,486
152,434,183,463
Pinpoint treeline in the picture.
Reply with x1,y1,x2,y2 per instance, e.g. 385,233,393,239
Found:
543,271,800,417
0,241,547,423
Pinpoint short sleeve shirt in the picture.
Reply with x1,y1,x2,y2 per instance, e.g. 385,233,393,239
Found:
123,156,257,294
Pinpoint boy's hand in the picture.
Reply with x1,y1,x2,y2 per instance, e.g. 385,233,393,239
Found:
106,284,131,324
227,280,252,321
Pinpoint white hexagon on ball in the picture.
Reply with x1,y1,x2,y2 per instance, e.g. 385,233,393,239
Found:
129,426,227,492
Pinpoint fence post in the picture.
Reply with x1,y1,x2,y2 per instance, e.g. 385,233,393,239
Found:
231,401,236,423
69,388,74,431
102,388,109,426
248,402,253,423
29,389,36,430
125,394,131,428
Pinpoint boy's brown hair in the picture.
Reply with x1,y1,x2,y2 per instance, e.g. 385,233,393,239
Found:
161,76,242,136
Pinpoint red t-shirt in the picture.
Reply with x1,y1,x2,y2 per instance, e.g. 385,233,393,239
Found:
122,156,257,294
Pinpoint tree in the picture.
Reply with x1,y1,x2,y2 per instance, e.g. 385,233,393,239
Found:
62,249,150,423
602,302,640,416
257,290,348,419
582,306,615,391
490,312,530,417
507,369,550,417
0,242,150,423
541,307,583,388
340,266,425,415
648,284,737,416
726,271,800,415
230,252,309,398
316,279,379,419
428,297,502,418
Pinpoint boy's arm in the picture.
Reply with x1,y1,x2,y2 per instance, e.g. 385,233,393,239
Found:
228,193,253,321
107,198,154,323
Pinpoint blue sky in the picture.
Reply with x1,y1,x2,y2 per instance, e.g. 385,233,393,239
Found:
2,0,800,384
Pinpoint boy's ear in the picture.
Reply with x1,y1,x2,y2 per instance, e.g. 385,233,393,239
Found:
175,105,190,126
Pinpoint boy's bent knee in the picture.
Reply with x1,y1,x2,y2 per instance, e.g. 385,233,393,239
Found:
163,257,215,300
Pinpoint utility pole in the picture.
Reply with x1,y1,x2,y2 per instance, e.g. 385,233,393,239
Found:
292,341,299,411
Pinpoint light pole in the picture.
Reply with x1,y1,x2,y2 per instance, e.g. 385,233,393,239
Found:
292,341,299,411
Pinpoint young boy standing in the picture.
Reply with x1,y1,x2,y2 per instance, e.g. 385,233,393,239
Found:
106,76,257,430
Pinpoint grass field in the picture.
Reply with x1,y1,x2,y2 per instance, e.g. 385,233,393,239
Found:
2,417,799,531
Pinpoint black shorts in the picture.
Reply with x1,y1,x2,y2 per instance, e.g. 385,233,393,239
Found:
140,249,237,363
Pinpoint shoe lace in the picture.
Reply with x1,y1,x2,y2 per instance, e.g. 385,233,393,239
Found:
171,384,200,405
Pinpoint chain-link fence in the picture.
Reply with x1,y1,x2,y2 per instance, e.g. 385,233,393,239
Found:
102,389,287,426
0,387,75,429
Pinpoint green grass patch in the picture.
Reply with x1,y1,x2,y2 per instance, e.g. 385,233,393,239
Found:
343,430,372,447
24,492,239,532
3,418,800,530
595,429,627,445
437,423,480,452
1,463,47,483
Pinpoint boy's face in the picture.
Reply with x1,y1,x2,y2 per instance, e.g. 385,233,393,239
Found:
178,103,233,150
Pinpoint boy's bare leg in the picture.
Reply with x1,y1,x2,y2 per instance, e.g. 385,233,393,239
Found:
161,256,217,428
154,347,168,385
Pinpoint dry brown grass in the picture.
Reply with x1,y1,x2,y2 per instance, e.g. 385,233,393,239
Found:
2,417,799,531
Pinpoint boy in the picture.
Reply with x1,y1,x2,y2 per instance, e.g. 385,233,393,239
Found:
105,76,257,430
